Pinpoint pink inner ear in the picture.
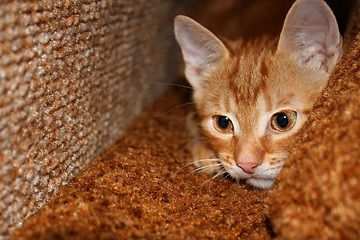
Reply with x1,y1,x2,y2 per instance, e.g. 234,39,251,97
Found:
277,0,342,72
174,16,227,89
175,16,225,67
180,41,206,68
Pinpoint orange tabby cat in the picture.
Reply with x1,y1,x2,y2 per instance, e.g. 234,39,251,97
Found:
174,0,342,189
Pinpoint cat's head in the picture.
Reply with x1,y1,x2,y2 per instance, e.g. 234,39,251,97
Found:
174,0,342,189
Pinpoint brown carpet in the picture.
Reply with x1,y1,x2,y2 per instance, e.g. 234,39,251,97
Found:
11,85,271,239
0,1,185,237
6,0,360,239
269,21,360,240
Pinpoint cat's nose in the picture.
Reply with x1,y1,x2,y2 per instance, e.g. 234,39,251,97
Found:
237,162,259,174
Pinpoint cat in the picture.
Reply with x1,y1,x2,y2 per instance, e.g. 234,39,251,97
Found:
174,0,342,189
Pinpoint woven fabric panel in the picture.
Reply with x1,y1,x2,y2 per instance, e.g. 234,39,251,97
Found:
0,0,181,237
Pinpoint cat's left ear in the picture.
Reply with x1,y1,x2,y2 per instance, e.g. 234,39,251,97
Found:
277,0,342,73
174,15,228,90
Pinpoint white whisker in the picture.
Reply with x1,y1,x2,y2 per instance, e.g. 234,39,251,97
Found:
188,163,222,175
202,168,227,194
148,81,194,91
198,169,225,190
177,111,197,127
220,173,231,182
173,158,220,181
151,101,217,118
151,102,197,118
148,81,220,101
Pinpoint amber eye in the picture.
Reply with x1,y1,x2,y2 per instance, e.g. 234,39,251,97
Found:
271,111,297,132
212,115,234,133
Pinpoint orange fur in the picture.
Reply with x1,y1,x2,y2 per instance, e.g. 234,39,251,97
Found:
190,41,328,189
175,0,342,189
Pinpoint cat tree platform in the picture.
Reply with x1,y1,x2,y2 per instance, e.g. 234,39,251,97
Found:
2,0,360,239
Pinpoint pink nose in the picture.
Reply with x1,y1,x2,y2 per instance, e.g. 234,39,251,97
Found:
237,162,259,174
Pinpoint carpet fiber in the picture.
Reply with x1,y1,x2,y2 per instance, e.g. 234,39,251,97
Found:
0,0,183,236
6,0,360,239
11,85,272,239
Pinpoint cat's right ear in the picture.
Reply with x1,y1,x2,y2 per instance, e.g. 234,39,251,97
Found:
277,0,342,74
174,15,228,90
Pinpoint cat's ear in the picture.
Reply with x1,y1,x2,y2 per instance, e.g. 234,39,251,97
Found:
277,0,342,73
174,15,228,89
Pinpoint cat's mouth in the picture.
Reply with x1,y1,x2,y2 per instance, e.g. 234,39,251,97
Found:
221,163,279,189
246,177,275,190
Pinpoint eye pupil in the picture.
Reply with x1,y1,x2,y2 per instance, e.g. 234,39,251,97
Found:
218,116,230,129
276,113,289,128
271,110,297,132
212,115,234,133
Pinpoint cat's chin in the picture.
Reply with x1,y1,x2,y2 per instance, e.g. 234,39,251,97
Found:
246,177,275,190
222,162,279,189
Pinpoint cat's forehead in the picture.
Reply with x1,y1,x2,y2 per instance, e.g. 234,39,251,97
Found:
209,49,276,104
203,52,309,118
199,38,326,120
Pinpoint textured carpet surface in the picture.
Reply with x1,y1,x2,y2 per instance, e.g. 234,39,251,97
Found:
11,86,271,239
269,5,360,239
14,28,360,239
0,0,183,237
4,0,360,239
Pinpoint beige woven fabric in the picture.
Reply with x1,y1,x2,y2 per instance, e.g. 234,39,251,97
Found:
0,0,182,237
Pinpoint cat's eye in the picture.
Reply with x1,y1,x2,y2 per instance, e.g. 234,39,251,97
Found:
212,115,234,133
271,111,297,132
